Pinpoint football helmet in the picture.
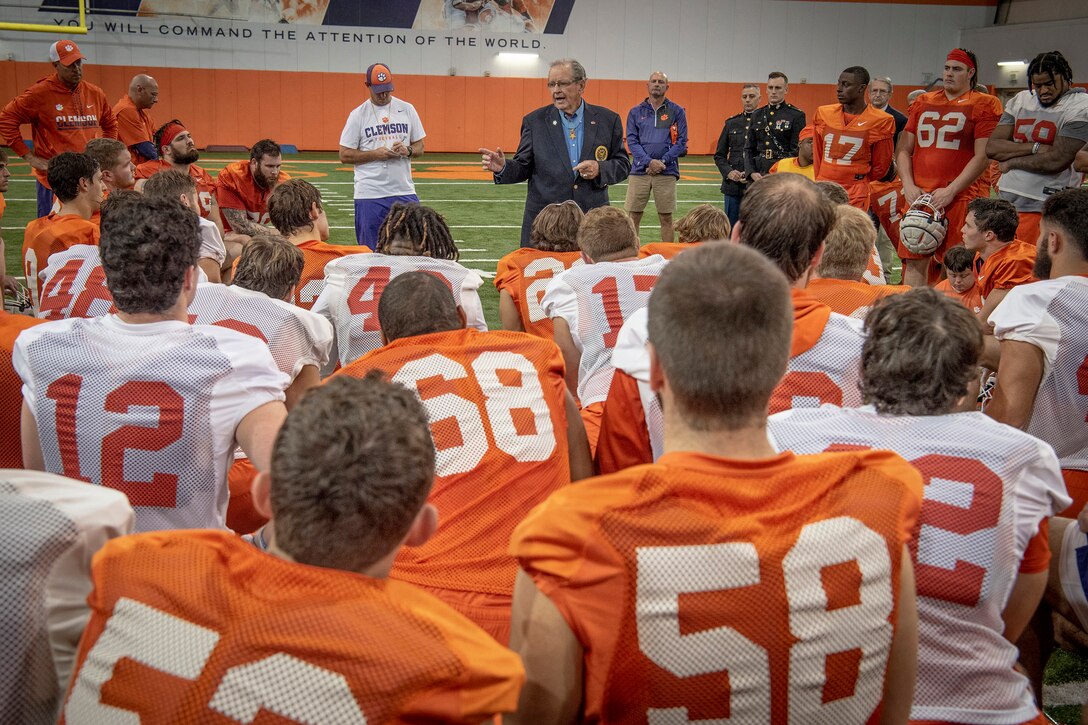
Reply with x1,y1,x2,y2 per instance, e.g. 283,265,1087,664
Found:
899,194,948,256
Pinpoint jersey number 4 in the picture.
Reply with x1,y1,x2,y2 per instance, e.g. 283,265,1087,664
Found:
637,517,894,723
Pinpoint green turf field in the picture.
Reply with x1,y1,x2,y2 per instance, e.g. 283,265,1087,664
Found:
2,151,737,328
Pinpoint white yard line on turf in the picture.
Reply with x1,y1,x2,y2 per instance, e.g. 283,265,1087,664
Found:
1043,681,1088,707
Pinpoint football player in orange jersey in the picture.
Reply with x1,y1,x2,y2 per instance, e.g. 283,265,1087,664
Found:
988,189,1088,518
638,202,731,259
812,66,896,211
16,196,289,534
898,48,1003,287
542,205,668,452
935,245,983,314
59,374,525,723
806,204,909,318
510,242,921,724
770,288,1068,725
22,152,105,310
83,138,135,195
135,120,226,234
595,174,865,474
332,272,591,644
143,169,229,283
216,138,289,239
268,178,368,310
495,199,584,336
962,197,1036,328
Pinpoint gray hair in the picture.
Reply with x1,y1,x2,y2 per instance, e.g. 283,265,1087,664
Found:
907,89,925,102
551,58,587,83
871,76,893,91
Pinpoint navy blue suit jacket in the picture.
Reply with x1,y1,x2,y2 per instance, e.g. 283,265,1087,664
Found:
495,101,630,246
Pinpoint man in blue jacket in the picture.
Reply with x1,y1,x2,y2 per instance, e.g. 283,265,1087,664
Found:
624,71,688,242
480,59,631,247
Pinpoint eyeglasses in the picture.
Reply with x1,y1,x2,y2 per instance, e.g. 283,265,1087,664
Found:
547,79,579,89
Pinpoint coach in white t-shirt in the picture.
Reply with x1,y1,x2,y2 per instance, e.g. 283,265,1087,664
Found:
338,62,426,249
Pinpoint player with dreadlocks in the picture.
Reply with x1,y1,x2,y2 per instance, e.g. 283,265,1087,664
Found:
987,50,1088,244
313,202,487,366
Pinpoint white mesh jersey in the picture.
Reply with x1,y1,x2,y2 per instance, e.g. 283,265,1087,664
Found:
990,275,1088,470
611,308,663,460
770,303,866,414
37,246,208,322
188,283,333,382
0,470,133,725
997,88,1088,209
13,317,288,533
36,245,114,322
197,216,227,265
541,254,667,406
313,253,487,366
768,405,1070,724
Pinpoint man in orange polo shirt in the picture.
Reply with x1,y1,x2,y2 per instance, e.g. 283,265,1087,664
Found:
962,197,1036,328
112,74,159,165
268,179,368,310
216,138,290,239
22,152,105,309
0,40,117,218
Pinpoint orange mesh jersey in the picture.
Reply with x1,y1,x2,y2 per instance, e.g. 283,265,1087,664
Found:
904,90,1003,192
869,177,906,262
977,240,1037,302
0,312,45,468
493,248,583,338
334,328,570,599
638,242,698,259
214,160,290,232
112,95,155,165
61,530,524,724
935,278,983,314
511,449,923,723
22,213,101,308
135,160,217,221
812,104,895,209
805,278,910,319
293,239,369,311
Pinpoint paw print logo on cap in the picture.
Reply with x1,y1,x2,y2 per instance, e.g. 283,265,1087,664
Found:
377,72,387,82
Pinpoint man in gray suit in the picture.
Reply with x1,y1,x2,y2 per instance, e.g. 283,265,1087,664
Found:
480,58,631,247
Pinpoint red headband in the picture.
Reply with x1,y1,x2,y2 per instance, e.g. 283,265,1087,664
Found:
160,123,186,148
946,49,975,71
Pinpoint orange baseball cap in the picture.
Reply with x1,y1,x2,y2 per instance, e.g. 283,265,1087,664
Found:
366,63,394,93
49,40,84,67
798,125,814,142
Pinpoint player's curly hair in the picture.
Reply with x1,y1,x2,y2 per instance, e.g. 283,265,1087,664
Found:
100,196,199,314
861,288,982,415
268,179,323,237
271,372,436,572
529,201,583,252
98,189,142,225
1042,188,1088,261
967,197,1018,243
675,204,731,244
47,151,99,203
377,203,459,260
232,235,304,301
1028,51,1073,90
378,271,463,342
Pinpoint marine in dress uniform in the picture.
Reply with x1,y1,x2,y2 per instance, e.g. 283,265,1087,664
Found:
744,100,806,178
714,109,755,225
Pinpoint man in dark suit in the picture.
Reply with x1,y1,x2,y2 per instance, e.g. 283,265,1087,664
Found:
869,76,908,144
480,58,630,247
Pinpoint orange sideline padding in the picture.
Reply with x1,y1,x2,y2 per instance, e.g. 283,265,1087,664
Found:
0,60,923,154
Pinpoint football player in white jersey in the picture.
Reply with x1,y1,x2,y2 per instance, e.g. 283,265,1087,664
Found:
987,51,1088,245
143,169,229,282
541,205,667,453
190,235,332,410
14,196,289,533
769,287,1069,725
0,470,133,725
313,203,486,367
988,188,1088,518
